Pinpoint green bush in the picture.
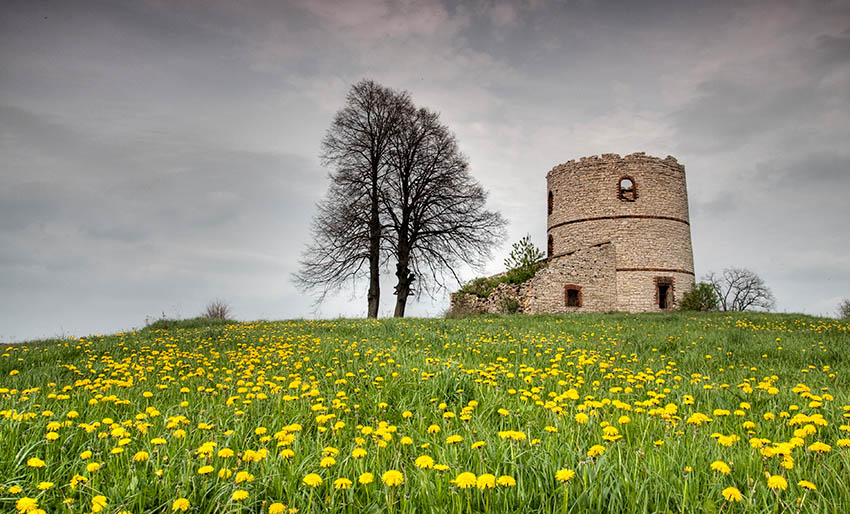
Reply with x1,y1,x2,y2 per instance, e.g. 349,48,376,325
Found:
679,282,719,312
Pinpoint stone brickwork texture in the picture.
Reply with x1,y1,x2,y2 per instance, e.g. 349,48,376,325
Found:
451,152,695,314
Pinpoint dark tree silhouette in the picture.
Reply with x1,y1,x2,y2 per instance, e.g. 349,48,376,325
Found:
704,268,776,311
294,80,411,317
383,106,506,317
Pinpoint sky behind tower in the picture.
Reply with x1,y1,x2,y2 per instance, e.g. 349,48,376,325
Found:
2,0,849,341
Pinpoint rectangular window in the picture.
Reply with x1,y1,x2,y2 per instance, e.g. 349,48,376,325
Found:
655,277,674,309
658,285,669,309
564,285,582,307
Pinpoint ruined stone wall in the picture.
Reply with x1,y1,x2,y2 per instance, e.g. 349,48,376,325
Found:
525,242,616,314
546,152,695,312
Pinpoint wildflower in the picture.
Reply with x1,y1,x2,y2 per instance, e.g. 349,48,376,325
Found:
87,462,102,472
91,495,108,513
471,441,486,449
710,461,731,475
477,473,496,490
808,441,831,453
575,413,589,424
798,480,816,490
9,485,22,494
446,434,463,444
352,448,367,458
26,457,46,468
36,482,53,490
303,473,323,487
497,475,516,487
555,469,575,483
279,449,295,459
722,487,743,502
133,451,149,462
415,455,434,469
235,471,255,483
359,472,374,485
198,465,214,475
218,448,235,458
320,456,336,468
232,490,249,501
151,437,167,445
767,475,788,490
269,503,286,514
455,472,477,488
382,469,403,486
334,478,353,489
172,498,190,512
427,424,440,434
587,445,605,458
16,497,38,513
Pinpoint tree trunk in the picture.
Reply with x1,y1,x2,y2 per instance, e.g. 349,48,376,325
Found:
367,178,381,318
393,260,414,317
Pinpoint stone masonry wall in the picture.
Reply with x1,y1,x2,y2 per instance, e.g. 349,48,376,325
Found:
525,242,616,314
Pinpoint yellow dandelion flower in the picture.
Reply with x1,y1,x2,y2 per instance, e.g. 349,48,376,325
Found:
359,472,374,485
555,469,575,483
477,473,496,490
382,469,403,487
415,455,434,469
26,457,46,468
710,461,731,475
455,472,477,489
303,473,323,487
767,475,787,490
587,445,605,458
269,503,286,514
91,495,107,513
231,490,249,501
497,475,516,487
722,487,743,502
334,478,353,490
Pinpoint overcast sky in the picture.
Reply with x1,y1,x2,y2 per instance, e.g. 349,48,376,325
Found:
2,0,849,341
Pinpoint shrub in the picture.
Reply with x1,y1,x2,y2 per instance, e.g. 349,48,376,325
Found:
679,282,719,312
204,299,232,320
501,298,520,314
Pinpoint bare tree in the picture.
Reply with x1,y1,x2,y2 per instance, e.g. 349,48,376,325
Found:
838,298,850,319
704,268,776,311
294,80,411,317
383,106,506,317
204,299,232,319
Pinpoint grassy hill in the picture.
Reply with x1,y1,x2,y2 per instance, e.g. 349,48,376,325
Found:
2,312,849,513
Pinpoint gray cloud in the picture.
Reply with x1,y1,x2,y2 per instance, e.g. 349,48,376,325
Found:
2,0,849,340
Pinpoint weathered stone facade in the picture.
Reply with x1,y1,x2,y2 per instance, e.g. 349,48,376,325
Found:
451,152,695,314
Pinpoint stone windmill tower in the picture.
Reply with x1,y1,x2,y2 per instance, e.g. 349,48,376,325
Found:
531,152,695,312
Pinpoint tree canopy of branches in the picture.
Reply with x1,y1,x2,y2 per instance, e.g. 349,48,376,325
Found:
295,79,505,318
294,80,411,317
704,268,776,311
838,298,850,320
383,104,505,317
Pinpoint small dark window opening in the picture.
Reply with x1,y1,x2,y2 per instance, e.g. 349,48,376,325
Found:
658,285,670,309
547,235,553,260
547,191,553,215
564,285,582,307
655,277,674,309
618,177,637,202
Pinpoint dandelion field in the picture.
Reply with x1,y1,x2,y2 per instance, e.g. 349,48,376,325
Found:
2,313,850,514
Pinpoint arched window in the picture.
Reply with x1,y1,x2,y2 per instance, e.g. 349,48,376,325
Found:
547,235,553,260
618,177,636,202
547,191,553,215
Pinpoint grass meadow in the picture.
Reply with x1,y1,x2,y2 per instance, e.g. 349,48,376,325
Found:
2,312,850,513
